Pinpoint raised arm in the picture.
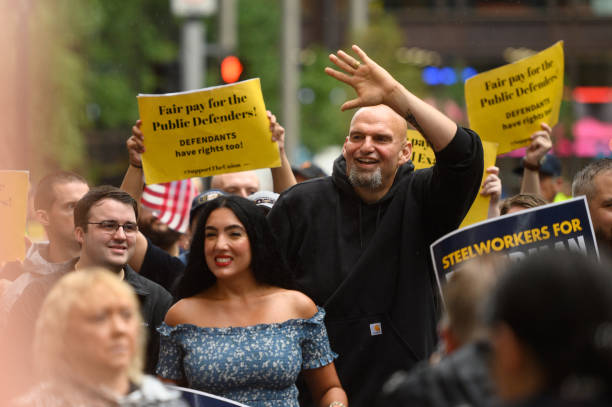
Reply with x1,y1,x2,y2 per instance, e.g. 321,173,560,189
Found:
268,110,297,193
325,44,456,152
120,119,148,272
520,123,552,196
481,166,502,219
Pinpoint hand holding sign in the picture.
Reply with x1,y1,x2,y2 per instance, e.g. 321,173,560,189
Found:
128,119,145,168
267,111,286,154
137,79,280,184
480,166,502,218
524,123,552,167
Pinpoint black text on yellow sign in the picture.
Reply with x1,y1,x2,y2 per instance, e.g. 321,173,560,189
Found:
465,41,564,155
137,79,280,184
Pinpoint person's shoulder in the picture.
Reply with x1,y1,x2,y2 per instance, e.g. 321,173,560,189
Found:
281,177,333,199
275,289,318,319
273,177,335,213
163,297,201,326
124,266,170,296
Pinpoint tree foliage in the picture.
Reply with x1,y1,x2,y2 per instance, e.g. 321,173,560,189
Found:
83,0,180,129
299,10,425,154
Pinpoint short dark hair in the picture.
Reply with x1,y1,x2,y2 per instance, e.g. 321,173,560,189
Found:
572,158,612,200
74,186,138,231
487,251,612,391
34,171,88,211
500,193,547,215
175,195,295,299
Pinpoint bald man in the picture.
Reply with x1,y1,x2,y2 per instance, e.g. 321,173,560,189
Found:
268,46,483,405
210,170,260,198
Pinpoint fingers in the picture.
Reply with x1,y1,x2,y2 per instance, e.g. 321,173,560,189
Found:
485,166,500,175
481,174,501,197
540,122,552,134
337,50,361,71
529,128,552,155
530,123,552,141
267,110,277,126
351,44,370,64
324,66,353,86
340,99,361,112
271,125,285,143
330,53,357,73
128,119,145,154
266,110,284,143
530,130,548,140
127,136,145,153
132,120,144,140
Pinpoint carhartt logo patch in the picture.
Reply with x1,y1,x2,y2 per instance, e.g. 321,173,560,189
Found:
370,322,382,336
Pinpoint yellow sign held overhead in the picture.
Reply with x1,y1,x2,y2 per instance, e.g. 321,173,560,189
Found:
137,78,281,185
0,171,29,262
459,141,499,229
407,130,436,170
405,130,496,228
465,41,564,155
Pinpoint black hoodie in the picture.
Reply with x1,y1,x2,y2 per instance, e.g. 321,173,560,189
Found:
268,126,483,406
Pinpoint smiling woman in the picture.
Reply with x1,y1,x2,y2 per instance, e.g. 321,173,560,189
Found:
158,196,348,407
11,269,186,407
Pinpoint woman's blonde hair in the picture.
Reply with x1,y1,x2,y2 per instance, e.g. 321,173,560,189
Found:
33,268,145,384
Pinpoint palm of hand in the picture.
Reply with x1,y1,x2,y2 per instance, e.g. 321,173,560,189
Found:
350,64,395,107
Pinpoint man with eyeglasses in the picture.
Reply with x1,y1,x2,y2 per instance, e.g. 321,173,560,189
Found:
6,186,172,393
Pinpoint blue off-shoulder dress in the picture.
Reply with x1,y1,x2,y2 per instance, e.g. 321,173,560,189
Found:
156,307,337,407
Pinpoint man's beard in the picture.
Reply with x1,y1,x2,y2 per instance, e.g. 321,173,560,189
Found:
138,220,182,251
348,166,383,191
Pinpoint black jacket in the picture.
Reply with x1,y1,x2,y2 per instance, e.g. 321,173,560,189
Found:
124,266,173,373
268,127,483,406
6,263,172,377
379,340,497,407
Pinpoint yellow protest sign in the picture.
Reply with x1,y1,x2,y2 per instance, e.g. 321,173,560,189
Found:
459,141,499,229
137,78,281,184
465,41,564,155
405,130,496,227
0,171,29,262
407,130,436,169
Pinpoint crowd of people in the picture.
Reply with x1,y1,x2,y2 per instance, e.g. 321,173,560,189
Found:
1,44,612,407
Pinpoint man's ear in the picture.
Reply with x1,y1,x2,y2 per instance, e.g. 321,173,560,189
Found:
35,209,50,227
74,226,85,245
342,136,349,158
398,141,412,165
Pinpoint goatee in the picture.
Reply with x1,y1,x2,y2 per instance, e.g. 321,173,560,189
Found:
348,167,383,190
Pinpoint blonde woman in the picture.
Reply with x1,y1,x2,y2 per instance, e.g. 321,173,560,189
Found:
13,269,185,406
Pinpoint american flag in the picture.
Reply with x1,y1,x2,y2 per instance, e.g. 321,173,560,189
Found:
140,179,196,233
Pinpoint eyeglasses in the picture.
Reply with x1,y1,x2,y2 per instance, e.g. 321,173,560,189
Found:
88,220,139,234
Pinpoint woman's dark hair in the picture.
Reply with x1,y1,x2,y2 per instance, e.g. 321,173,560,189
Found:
487,251,612,393
175,195,295,299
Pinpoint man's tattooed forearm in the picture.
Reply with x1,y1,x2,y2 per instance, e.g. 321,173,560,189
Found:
405,112,423,134
405,112,434,148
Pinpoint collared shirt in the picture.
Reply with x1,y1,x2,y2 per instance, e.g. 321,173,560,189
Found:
0,243,75,322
